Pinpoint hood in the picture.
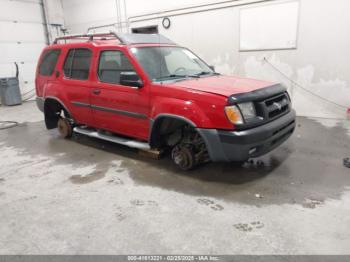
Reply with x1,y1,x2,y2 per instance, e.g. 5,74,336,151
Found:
169,75,275,97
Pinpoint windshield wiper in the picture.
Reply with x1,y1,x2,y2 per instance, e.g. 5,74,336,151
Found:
195,71,220,76
157,74,200,80
195,71,211,76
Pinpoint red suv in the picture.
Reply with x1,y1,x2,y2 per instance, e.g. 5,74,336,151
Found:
35,32,295,170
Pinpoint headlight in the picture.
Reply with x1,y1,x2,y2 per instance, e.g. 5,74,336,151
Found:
238,102,256,120
225,105,244,125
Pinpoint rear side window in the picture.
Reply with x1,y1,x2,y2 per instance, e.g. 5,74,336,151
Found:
98,50,136,84
39,49,61,76
63,48,92,80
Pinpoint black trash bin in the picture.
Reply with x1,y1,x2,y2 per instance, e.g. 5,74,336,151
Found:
0,63,22,106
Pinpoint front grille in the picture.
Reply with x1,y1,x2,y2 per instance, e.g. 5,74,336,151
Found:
260,92,290,121
228,85,292,130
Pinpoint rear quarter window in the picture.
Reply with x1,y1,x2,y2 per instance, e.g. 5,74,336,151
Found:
39,49,61,76
63,48,92,80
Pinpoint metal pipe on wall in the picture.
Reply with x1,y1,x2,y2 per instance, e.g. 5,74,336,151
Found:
123,0,129,31
87,22,129,34
40,0,51,44
113,0,129,32
116,0,125,32
115,0,120,32
128,0,275,23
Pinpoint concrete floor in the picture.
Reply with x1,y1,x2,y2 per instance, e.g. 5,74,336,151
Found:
0,101,349,255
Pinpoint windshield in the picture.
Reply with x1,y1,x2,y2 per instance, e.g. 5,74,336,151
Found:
130,46,214,82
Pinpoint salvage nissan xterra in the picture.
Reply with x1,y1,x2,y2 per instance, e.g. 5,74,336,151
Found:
36,32,295,170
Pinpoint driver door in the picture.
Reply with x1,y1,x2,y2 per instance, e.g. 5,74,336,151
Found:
90,49,150,141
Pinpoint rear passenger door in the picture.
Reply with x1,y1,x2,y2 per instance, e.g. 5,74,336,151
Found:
61,48,93,126
90,49,150,141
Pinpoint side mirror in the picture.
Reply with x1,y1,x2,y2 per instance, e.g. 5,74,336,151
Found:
209,65,215,72
120,71,143,88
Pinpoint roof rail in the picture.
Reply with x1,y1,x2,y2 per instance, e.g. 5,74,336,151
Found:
53,31,125,45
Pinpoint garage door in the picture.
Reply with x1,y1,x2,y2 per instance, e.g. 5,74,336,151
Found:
0,0,47,101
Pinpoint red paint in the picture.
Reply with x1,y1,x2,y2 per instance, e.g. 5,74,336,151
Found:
171,75,274,97
35,41,278,141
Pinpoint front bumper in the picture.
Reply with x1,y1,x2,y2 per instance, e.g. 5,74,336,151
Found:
197,110,296,162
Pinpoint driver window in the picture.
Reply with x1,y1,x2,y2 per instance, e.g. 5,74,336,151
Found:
98,50,137,84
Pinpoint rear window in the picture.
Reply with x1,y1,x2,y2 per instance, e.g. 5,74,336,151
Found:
63,48,92,80
39,49,61,76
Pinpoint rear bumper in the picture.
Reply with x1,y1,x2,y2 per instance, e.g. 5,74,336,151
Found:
36,97,44,112
197,110,296,162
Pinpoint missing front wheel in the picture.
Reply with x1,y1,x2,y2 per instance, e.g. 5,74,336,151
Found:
170,126,210,170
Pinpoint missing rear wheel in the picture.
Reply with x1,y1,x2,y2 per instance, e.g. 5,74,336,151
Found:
57,118,72,138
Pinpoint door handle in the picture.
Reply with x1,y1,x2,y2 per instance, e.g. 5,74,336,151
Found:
92,89,101,95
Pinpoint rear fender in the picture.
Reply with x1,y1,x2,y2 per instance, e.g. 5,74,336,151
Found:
43,97,73,129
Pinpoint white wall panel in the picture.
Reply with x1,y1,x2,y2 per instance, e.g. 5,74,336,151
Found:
0,21,46,42
0,43,45,64
62,0,118,33
16,62,37,84
240,1,299,51
0,0,47,100
0,0,43,22
44,0,64,25
125,0,221,17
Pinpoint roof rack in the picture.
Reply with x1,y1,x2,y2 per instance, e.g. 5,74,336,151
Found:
53,31,125,45
53,31,176,46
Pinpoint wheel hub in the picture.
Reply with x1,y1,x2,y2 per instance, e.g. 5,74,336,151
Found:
57,118,72,138
171,144,195,171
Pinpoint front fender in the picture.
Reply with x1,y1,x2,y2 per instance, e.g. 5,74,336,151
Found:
150,97,212,127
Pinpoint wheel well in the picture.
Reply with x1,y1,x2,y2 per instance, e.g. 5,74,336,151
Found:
44,98,70,129
149,116,195,148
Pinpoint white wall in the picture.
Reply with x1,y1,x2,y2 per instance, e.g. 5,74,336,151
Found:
0,0,47,100
43,0,65,42
58,0,350,118
61,0,128,34
128,0,350,119
125,0,221,17
61,0,220,34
